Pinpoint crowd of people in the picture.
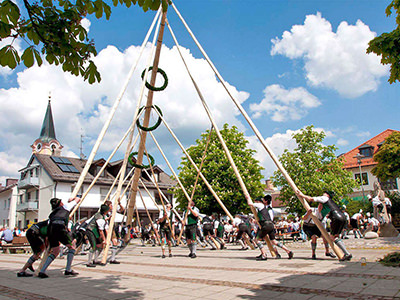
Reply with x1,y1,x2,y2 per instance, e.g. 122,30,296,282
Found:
4,185,394,278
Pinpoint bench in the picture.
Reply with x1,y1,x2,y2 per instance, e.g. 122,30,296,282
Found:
1,236,31,254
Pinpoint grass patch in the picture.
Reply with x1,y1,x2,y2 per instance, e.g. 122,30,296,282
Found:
379,252,400,267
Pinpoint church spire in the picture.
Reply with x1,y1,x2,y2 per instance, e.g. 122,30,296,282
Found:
39,95,56,143
31,94,63,156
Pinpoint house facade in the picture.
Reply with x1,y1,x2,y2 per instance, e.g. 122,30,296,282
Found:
10,97,176,229
0,179,18,229
341,129,399,199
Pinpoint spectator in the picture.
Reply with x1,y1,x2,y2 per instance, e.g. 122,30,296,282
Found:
1,227,14,244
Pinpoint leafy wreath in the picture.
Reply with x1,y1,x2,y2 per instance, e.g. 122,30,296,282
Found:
128,152,155,169
136,105,163,132
141,66,168,91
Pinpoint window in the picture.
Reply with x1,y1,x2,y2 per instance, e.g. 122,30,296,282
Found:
35,190,39,200
154,192,162,205
51,156,79,173
96,166,106,177
358,144,374,158
355,173,368,186
100,187,109,201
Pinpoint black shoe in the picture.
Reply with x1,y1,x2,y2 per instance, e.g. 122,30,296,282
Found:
312,254,316,260
325,252,336,258
162,255,166,259
210,248,217,250
188,253,193,257
109,260,120,264
28,266,35,272
275,253,281,259
169,253,172,258
191,254,197,259
256,255,268,261
339,254,352,261
256,254,263,259
86,263,96,267
64,270,79,276
288,251,294,259
240,247,249,251
17,271,33,277
38,272,49,278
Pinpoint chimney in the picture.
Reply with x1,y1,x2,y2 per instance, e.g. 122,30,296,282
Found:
265,179,275,191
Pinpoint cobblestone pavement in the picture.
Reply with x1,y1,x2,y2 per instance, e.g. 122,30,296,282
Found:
1,236,399,299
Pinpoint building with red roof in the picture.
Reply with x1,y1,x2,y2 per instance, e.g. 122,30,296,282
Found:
340,129,399,199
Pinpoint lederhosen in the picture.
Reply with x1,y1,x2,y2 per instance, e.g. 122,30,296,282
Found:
26,220,48,254
85,212,106,249
160,210,173,241
256,206,275,240
48,206,72,248
350,217,359,230
321,199,346,235
185,208,198,241
236,216,253,241
202,216,214,236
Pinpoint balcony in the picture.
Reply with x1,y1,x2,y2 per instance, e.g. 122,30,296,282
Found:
18,177,39,189
17,201,38,212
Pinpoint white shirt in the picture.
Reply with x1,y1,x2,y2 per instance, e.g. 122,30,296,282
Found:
351,213,362,220
312,195,329,203
233,217,242,227
253,203,274,221
304,207,322,224
385,198,392,206
372,196,382,207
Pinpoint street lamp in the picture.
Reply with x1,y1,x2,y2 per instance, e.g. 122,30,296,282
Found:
354,153,366,201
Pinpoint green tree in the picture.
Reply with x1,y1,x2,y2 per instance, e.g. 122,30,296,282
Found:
173,124,265,215
367,0,400,84
372,131,400,181
271,125,358,215
0,0,168,83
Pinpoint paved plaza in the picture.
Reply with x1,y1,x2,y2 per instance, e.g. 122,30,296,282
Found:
1,236,400,299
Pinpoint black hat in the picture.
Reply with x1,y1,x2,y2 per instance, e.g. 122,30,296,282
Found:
100,204,110,214
50,198,62,209
254,196,263,202
263,194,272,203
324,191,335,199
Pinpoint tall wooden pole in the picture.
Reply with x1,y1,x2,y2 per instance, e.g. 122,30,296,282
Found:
125,8,168,230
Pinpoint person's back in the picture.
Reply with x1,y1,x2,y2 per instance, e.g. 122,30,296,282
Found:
1,228,13,243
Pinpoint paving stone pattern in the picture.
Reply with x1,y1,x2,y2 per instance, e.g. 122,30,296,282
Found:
0,237,399,299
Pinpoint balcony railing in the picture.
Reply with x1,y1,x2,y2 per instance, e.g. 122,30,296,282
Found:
18,177,39,189
17,201,38,211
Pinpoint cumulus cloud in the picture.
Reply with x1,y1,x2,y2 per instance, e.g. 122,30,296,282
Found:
0,38,23,77
81,18,91,33
249,84,321,122
0,43,249,179
271,13,388,98
337,138,349,146
247,126,335,178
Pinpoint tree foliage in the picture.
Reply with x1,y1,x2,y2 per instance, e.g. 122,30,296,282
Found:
173,124,265,215
372,131,400,181
271,125,358,215
0,0,168,83
367,0,400,84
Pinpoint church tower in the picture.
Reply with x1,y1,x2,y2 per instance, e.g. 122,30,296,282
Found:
31,95,63,156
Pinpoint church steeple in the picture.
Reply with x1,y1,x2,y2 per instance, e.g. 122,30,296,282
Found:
31,94,63,156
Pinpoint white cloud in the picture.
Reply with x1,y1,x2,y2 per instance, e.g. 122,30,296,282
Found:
250,84,321,122
337,138,349,146
247,126,335,178
0,43,249,179
81,18,91,33
356,131,371,139
271,13,388,98
0,152,25,178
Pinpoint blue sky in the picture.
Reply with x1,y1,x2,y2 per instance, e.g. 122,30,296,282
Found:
0,0,399,183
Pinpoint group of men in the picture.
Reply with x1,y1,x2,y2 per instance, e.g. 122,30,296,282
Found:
16,188,354,278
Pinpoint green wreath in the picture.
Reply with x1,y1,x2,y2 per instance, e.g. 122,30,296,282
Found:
136,105,163,132
128,152,155,169
141,67,168,91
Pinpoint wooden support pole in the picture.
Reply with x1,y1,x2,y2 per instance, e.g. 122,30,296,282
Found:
125,9,169,231
138,188,161,245
100,13,163,264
